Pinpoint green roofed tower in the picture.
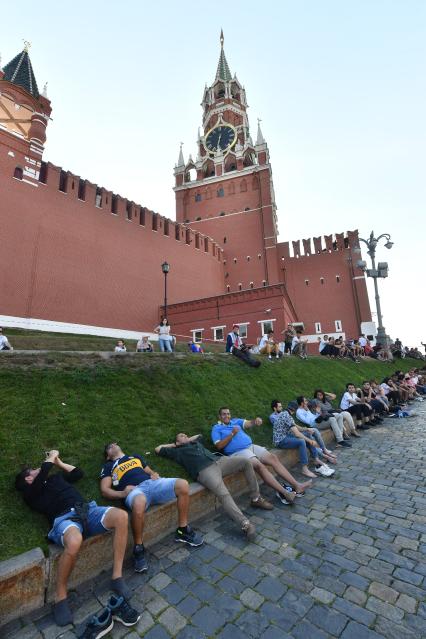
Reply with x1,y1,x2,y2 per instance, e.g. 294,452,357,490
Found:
2,43,40,98
215,29,232,82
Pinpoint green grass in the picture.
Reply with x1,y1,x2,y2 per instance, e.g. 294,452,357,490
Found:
0,354,416,561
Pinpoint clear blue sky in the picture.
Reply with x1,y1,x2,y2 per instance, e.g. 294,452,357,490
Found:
3,1,425,348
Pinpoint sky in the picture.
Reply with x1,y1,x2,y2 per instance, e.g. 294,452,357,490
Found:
3,0,425,348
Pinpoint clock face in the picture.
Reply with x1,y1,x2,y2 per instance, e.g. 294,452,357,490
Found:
205,125,236,154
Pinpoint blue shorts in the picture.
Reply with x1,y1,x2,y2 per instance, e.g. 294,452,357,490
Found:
125,478,177,510
47,500,113,547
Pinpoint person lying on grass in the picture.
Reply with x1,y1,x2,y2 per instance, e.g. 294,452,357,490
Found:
155,432,268,541
100,442,203,574
15,449,132,627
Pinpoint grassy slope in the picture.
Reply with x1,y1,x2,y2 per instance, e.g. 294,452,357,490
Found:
0,355,416,561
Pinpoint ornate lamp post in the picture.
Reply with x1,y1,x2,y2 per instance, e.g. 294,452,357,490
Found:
161,261,170,319
356,231,393,346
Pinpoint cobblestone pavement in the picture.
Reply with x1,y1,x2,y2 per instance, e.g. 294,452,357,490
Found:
4,405,426,639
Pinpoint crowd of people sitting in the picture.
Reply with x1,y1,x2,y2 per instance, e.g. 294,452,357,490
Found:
14,365,425,633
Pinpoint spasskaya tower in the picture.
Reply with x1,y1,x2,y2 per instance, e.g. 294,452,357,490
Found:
174,31,280,293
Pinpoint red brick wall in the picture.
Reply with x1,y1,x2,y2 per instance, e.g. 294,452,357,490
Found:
0,148,224,332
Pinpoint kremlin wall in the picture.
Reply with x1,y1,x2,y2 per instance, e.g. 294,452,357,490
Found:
0,40,373,347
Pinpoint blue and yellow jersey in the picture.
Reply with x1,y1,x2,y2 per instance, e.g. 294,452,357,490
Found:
100,454,151,490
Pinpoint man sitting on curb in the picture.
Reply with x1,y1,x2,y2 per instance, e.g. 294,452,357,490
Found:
155,433,264,541
226,324,260,368
15,450,133,627
296,396,352,449
100,442,203,574
211,407,312,505
270,401,336,478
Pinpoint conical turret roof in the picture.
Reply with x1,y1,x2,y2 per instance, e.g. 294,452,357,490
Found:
2,47,40,98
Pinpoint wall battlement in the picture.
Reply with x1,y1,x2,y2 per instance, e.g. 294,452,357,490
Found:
278,230,360,259
11,159,223,262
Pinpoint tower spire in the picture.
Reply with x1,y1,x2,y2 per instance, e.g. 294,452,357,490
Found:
177,142,185,168
256,118,265,145
215,29,232,82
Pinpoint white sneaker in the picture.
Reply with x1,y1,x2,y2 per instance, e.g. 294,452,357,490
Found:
315,465,335,477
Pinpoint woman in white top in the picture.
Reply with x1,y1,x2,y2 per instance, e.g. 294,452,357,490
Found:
340,383,372,429
114,340,127,353
154,318,172,353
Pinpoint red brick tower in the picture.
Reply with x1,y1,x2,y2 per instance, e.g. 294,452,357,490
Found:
174,31,280,293
0,43,51,185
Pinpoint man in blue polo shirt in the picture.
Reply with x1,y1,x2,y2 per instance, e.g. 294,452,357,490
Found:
211,407,311,504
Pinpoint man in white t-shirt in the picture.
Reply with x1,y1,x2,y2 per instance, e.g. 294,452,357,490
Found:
0,328,13,351
292,330,308,359
358,334,367,348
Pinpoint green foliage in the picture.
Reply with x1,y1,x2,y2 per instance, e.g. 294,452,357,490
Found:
0,355,415,561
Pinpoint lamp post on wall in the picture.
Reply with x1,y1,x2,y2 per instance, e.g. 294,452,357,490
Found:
356,231,393,346
161,261,170,319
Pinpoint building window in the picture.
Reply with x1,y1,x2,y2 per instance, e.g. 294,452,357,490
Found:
175,224,181,240
262,280,267,286
139,207,145,225
219,211,226,216
239,324,248,339
195,193,202,202
95,187,102,208
212,326,225,341
126,201,132,221
336,275,340,283
217,187,224,197
78,179,86,201
226,285,230,292
238,283,242,290
195,233,200,249
246,256,250,261
320,277,324,285
305,279,309,286
335,320,342,332
111,194,118,214
196,216,201,221
233,257,237,263
191,329,203,342
186,229,191,244
13,166,23,180
164,219,169,236
204,237,209,252
315,322,322,334
259,320,275,335
250,282,254,288
152,213,158,231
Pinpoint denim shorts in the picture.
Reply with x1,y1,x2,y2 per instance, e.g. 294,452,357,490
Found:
125,478,177,510
47,501,113,547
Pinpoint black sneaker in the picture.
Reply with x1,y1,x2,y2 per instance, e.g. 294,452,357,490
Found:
337,440,352,448
108,595,140,627
175,525,204,546
79,607,113,639
133,544,148,573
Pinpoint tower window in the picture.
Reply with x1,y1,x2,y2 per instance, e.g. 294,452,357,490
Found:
226,285,230,292
39,162,48,184
250,282,254,288
204,237,209,252
219,211,225,216
164,220,169,236
305,279,309,286
238,283,242,291
78,179,86,201
223,237,227,244
139,207,145,225
233,258,237,263
111,195,118,215
13,166,23,180
336,275,340,283
246,256,250,261
185,229,191,244
217,187,224,197
152,214,158,231
126,201,132,221
195,193,202,202
320,277,324,285
195,233,200,249
262,280,267,287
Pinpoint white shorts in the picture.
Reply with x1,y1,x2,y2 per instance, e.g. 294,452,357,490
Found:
231,444,269,462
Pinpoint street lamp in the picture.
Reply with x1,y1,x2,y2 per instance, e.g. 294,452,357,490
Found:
356,231,393,346
161,261,170,319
